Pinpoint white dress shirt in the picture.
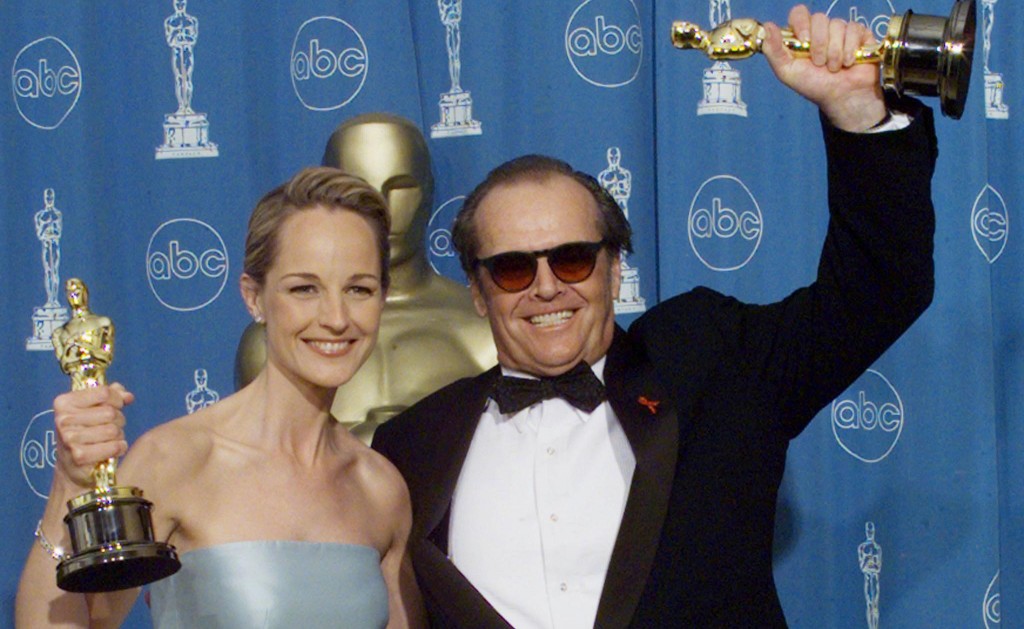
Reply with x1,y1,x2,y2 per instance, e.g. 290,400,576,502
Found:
448,358,636,629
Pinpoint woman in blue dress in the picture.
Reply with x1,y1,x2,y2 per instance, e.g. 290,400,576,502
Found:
17,167,426,628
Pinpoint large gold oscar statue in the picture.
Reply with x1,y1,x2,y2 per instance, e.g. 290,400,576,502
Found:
235,113,496,442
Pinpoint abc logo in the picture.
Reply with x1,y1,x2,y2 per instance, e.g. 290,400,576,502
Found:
565,0,643,88
972,184,1009,264
831,369,904,463
429,229,455,259
827,1,895,41
427,195,468,283
146,218,229,312
11,36,82,130
21,410,57,499
688,175,762,271
984,572,1000,628
291,16,368,111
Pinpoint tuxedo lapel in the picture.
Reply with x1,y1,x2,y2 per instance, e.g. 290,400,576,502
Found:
421,366,501,548
594,328,681,629
412,367,515,628
413,539,514,628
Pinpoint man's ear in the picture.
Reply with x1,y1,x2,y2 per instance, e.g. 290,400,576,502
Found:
469,275,488,318
239,273,263,321
609,250,622,302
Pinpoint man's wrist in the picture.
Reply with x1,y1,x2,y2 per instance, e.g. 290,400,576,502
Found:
820,90,889,132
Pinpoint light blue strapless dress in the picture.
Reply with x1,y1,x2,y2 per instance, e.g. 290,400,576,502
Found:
148,540,388,628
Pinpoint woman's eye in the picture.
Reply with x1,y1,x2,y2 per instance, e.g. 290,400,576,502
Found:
348,285,375,297
290,284,317,295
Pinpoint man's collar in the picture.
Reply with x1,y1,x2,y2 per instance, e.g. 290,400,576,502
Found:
498,355,607,384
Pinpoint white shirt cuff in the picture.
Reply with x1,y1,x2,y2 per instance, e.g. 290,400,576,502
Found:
863,110,912,133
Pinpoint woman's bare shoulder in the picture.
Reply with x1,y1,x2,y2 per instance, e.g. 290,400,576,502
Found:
344,433,411,516
117,403,224,491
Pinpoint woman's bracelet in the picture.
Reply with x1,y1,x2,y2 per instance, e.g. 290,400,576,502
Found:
35,519,67,561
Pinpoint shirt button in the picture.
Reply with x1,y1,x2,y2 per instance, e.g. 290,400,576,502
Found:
546,447,556,456
550,513,559,522
560,583,568,592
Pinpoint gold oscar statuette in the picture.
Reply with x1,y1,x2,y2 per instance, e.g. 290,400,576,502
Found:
671,0,976,118
50,278,180,592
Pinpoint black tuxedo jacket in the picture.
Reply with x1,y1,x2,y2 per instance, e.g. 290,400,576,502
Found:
374,105,938,628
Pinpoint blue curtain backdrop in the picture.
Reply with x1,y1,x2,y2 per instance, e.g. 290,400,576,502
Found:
1,1,1018,627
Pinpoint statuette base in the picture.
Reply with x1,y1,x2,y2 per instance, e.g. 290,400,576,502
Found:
57,486,180,592
156,112,219,159
26,305,69,350
432,91,482,138
985,73,1009,119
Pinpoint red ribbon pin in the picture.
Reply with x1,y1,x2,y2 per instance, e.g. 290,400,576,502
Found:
638,396,660,415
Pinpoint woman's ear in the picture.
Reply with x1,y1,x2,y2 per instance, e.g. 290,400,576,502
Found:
240,274,263,322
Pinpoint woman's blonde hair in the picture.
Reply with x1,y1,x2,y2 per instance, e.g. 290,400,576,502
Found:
243,166,391,289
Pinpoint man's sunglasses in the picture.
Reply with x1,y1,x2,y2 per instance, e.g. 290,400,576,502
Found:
474,240,607,293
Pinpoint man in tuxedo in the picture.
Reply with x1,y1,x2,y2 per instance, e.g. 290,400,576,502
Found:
373,6,937,627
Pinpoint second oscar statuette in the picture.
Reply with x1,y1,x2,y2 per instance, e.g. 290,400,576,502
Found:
51,278,180,592
671,0,976,119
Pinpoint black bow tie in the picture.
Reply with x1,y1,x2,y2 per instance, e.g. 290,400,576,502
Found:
492,362,607,415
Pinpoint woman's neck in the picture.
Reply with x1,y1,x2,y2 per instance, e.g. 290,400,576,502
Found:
243,366,340,466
